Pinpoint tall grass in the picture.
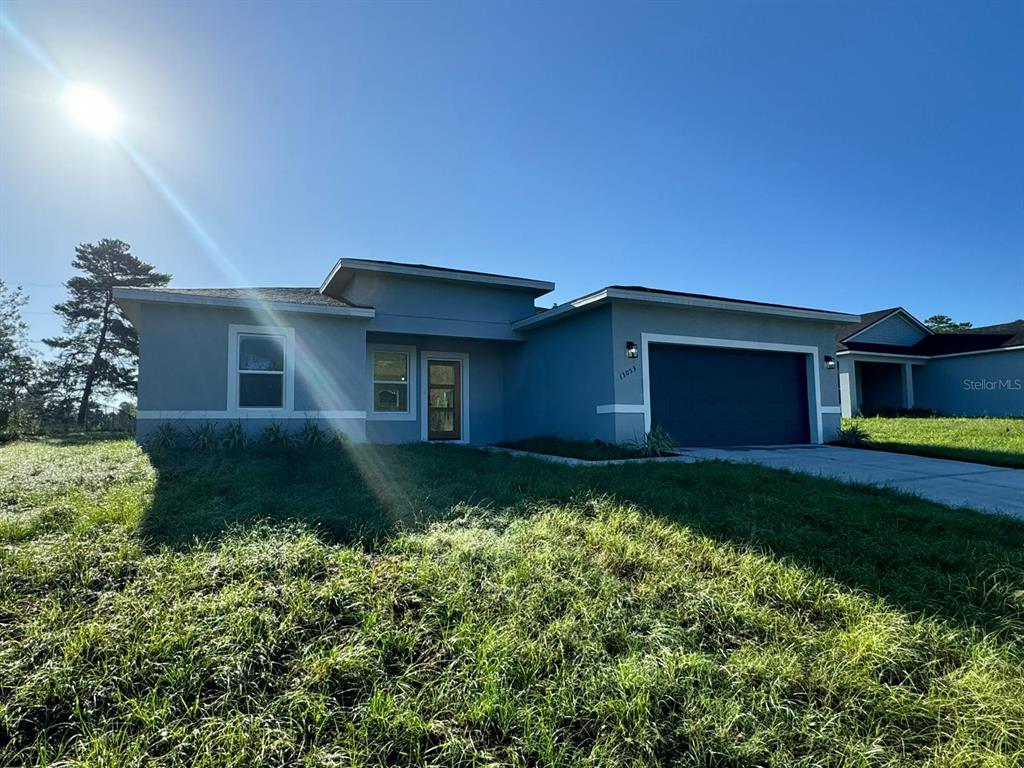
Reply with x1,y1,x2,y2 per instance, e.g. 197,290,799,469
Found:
1,437,1023,765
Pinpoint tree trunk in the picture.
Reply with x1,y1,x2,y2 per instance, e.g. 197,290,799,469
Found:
76,291,112,426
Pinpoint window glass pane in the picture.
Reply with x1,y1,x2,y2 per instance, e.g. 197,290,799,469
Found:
239,335,284,371
428,388,454,408
429,363,455,385
373,352,407,382
374,383,408,412
429,410,454,433
239,373,283,407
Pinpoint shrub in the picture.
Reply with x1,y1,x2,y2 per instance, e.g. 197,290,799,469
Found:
628,425,675,457
261,421,293,447
861,406,941,418
187,423,220,451
146,422,179,450
220,421,247,450
300,419,328,447
837,423,872,447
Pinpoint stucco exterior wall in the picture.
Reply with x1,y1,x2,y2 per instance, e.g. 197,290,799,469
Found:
135,303,369,440
337,273,537,340
608,302,844,443
504,306,616,443
363,332,512,445
913,350,1024,416
129,285,854,448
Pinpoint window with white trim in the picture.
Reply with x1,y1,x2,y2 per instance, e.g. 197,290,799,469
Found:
237,332,286,408
372,350,409,413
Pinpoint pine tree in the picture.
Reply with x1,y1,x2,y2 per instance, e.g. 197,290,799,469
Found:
923,314,973,333
0,280,36,424
44,240,170,425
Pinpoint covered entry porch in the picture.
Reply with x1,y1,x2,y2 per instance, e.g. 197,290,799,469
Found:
838,353,923,417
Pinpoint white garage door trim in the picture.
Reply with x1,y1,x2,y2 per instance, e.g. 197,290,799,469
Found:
640,333,824,444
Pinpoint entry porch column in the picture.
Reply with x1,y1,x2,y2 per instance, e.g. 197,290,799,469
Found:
901,363,914,409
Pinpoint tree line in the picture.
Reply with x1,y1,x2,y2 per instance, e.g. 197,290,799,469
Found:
1,239,169,438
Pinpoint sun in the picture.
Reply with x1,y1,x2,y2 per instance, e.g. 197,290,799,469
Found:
60,83,121,138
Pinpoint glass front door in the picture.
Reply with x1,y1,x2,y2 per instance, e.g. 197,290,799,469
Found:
427,360,461,440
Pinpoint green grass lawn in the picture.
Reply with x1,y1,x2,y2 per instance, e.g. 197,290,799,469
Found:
496,436,647,460
2,437,1024,766
844,416,1024,468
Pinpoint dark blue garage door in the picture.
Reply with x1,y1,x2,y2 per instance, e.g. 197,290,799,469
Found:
649,344,811,446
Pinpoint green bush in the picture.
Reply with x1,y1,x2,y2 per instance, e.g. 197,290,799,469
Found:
187,423,220,451
220,421,247,450
145,422,179,450
300,419,328,447
862,406,941,418
261,421,293,447
837,423,872,447
628,425,676,457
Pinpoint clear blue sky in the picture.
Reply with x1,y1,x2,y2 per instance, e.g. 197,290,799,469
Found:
2,0,1021,352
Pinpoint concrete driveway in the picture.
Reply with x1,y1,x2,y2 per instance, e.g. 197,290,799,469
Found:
676,445,1024,519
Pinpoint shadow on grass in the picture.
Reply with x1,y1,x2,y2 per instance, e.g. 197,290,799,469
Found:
857,441,1024,469
139,444,1024,644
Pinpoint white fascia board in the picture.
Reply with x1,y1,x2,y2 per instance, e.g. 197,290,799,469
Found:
605,288,860,323
324,258,555,295
835,350,929,361
512,290,611,329
929,345,1024,359
319,260,345,293
837,346,1024,361
514,288,858,330
112,287,375,318
841,308,933,343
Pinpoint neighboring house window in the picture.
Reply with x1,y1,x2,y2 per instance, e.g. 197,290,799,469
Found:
228,324,295,412
372,351,409,413
238,333,286,407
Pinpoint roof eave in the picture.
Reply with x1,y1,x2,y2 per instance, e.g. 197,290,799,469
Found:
322,258,555,296
112,287,376,319
838,345,1024,360
514,288,859,330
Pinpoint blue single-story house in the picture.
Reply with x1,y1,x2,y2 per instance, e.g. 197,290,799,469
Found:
114,258,863,447
836,308,1023,417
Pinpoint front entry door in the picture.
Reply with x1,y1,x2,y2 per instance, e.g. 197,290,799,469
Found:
427,360,461,440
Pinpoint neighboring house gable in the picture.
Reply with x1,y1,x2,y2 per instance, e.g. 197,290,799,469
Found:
836,308,931,350
847,311,928,347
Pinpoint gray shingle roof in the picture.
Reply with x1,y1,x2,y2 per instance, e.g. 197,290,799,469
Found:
838,309,1024,356
124,287,369,309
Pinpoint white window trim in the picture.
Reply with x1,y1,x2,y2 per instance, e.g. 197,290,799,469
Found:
367,344,418,421
640,333,827,444
228,324,295,414
420,351,470,444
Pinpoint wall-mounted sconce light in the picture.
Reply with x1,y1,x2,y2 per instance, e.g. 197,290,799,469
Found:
626,341,638,359
824,355,836,370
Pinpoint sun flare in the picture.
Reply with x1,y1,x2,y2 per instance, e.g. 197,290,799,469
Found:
60,83,121,138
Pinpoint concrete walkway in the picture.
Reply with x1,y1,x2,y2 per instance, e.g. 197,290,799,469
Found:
676,445,1024,519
